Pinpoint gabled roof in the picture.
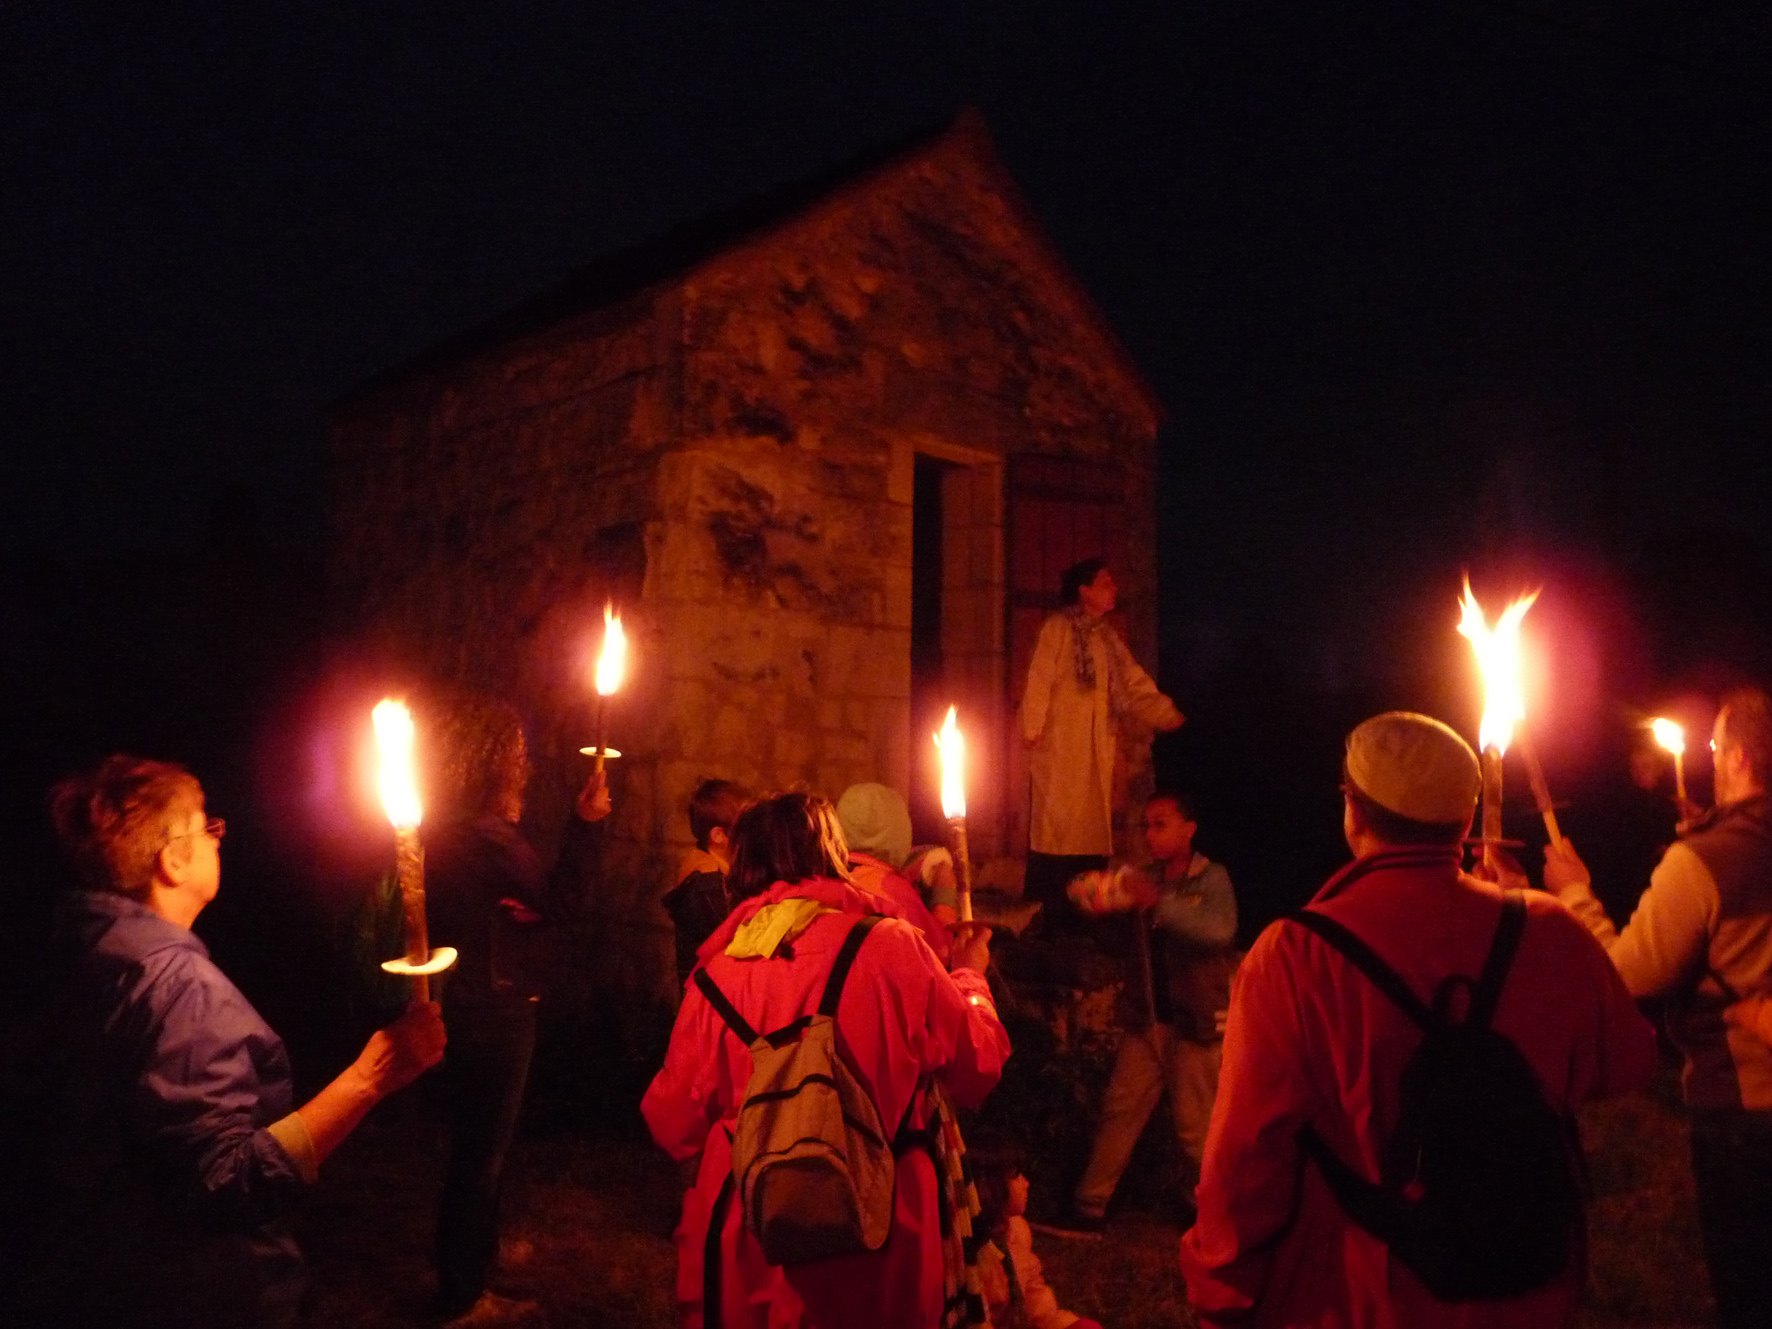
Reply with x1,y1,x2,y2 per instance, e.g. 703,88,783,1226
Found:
335,109,1161,428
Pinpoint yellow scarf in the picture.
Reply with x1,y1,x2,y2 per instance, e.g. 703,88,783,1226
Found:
725,898,834,959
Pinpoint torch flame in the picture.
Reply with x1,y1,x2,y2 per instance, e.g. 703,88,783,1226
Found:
1456,578,1540,755
595,603,627,697
933,705,966,820
1651,717,1686,756
372,699,423,831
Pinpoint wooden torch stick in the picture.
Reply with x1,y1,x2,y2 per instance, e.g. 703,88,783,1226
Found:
947,815,974,924
1517,733,1563,846
393,826,432,1001
1481,745,1505,875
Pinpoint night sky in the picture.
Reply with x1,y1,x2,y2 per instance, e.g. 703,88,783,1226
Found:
5,2,1772,918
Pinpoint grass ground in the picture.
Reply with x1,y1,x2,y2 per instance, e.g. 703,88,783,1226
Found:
302,1062,1714,1328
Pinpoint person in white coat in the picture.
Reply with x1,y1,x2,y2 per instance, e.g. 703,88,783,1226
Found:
1018,559,1183,924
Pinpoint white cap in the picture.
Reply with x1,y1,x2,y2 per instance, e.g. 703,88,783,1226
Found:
1345,712,1481,826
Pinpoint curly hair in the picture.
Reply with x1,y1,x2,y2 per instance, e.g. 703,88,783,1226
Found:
418,688,526,821
726,791,852,903
48,755,204,899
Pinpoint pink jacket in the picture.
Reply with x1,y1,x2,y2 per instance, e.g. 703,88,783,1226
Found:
848,850,952,966
642,877,1011,1329
1180,848,1657,1329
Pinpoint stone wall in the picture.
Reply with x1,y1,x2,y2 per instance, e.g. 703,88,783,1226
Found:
329,115,1162,1004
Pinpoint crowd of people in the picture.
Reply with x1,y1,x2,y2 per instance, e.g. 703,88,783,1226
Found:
6,556,1772,1329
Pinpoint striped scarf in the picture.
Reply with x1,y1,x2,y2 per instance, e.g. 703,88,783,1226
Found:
928,1083,993,1328
1064,606,1130,723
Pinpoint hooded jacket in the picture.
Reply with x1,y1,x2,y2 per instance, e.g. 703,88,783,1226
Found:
641,876,1010,1329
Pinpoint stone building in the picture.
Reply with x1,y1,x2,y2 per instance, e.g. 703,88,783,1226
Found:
329,111,1163,1003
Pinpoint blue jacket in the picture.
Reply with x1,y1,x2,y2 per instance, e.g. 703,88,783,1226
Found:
2,890,309,1327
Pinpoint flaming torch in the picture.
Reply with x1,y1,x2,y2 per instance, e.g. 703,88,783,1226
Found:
1457,581,1545,870
372,700,456,999
1651,717,1688,807
583,603,627,776
933,705,974,923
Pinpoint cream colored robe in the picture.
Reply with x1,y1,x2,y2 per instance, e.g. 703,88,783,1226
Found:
1018,613,1182,856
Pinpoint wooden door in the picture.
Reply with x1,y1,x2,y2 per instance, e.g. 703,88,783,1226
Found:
1005,456,1129,851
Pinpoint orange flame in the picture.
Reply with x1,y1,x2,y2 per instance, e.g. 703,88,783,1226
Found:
1651,717,1686,757
595,604,627,697
933,705,966,820
372,699,423,830
1456,578,1540,755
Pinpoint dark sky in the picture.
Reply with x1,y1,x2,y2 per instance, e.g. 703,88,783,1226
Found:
4,0,1771,659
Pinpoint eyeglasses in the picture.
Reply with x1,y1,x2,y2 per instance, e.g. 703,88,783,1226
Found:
168,818,226,845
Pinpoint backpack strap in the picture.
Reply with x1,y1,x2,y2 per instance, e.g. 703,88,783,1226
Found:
1467,890,1527,1030
1290,909,1436,1032
695,968,761,1047
818,914,885,1018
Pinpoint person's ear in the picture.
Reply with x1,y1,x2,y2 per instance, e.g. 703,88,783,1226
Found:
154,839,189,888
710,826,729,853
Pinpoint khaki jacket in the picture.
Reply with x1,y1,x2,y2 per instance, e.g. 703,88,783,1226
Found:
1018,613,1180,856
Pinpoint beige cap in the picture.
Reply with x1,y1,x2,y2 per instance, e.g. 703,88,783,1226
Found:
1345,711,1481,826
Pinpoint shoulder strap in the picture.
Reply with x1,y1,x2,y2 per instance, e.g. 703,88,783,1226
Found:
819,914,884,1017
1290,909,1435,1032
1468,890,1527,1030
694,968,760,1046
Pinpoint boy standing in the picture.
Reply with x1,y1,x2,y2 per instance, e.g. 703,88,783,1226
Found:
662,779,751,988
1045,791,1237,1234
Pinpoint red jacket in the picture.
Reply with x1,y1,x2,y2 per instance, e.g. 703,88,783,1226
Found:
1180,847,1657,1328
642,877,1010,1329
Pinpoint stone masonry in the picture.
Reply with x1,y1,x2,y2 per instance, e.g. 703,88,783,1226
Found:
329,111,1162,1005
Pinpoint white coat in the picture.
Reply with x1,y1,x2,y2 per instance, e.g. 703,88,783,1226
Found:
1018,612,1182,856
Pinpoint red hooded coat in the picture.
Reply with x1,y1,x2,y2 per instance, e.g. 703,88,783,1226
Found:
642,877,1010,1329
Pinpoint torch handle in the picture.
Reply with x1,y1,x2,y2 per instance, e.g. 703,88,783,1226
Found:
948,817,974,924
1675,753,1688,807
394,827,431,1002
1481,746,1505,875
1517,735,1563,847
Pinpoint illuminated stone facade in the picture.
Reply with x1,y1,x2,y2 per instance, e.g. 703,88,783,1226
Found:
330,112,1161,1003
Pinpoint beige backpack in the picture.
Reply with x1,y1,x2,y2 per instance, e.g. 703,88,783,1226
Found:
695,914,897,1265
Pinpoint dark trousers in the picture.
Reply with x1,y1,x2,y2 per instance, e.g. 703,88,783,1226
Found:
1690,1107,1772,1328
1024,851,1109,932
435,999,538,1313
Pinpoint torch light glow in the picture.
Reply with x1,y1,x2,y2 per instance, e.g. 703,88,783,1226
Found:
1457,578,1540,757
932,706,973,923
934,705,967,820
595,604,627,698
1652,717,1690,807
372,700,423,830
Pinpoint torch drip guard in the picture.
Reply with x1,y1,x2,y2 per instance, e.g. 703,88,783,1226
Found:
381,945,459,978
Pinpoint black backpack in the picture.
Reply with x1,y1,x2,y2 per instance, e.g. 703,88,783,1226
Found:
1289,891,1582,1302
